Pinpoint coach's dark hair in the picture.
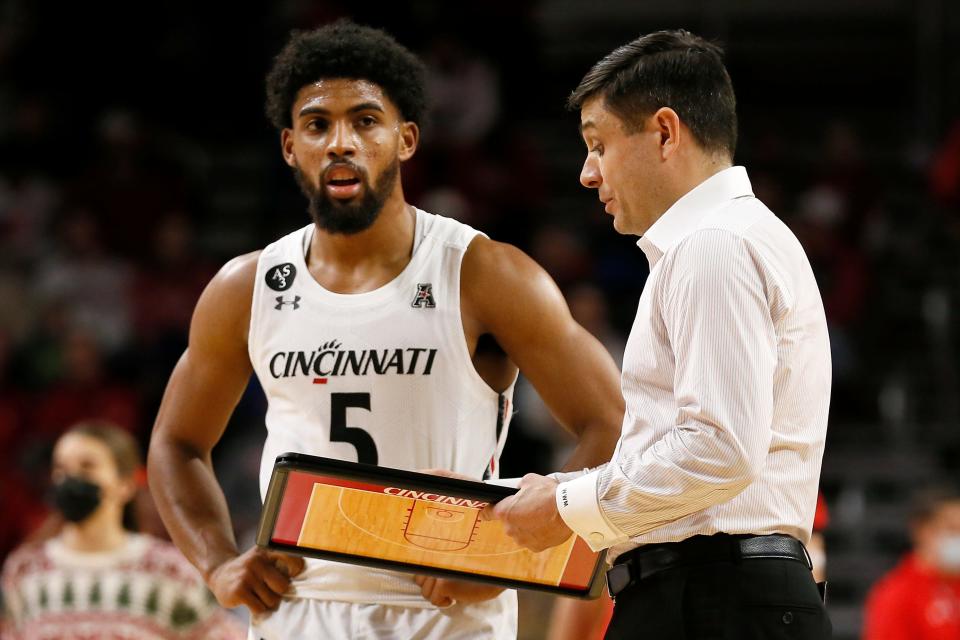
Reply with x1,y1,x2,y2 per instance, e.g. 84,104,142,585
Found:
568,29,737,158
265,20,427,131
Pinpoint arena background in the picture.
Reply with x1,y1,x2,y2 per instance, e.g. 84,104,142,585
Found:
1,1,959,637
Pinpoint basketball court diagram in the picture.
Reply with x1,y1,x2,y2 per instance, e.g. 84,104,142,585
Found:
401,500,480,552
268,470,598,589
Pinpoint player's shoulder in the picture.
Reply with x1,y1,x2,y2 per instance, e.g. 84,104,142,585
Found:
463,236,543,283
201,250,261,304
462,236,565,321
218,250,262,285
188,251,262,342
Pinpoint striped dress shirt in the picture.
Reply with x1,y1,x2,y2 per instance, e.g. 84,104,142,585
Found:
555,166,831,562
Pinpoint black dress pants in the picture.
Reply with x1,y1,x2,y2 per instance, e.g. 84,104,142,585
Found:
604,555,832,639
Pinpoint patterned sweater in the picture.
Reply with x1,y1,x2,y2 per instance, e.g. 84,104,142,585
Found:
1,533,245,640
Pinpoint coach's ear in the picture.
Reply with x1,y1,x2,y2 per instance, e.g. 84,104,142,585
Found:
653,107,682,161
281,128,297,168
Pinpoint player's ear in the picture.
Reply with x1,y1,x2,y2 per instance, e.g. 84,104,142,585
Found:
281,128,297,168
398,121,419,162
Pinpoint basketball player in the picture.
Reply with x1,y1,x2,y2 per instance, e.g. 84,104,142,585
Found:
147,21,623,640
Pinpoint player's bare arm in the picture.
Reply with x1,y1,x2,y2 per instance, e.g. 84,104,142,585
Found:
147,251,304,616
412,238,623,606
461,235,624,470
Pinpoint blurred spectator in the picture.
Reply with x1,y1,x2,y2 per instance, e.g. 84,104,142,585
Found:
566,283,626,366
0,172,60,262
409,123,547,245
811,491,830,583
0,95,60,179
930,119,960,209
10,302,71,390
862,487,960,639
37,208,134,351
0,330,23,454
68,109,188,257
815,121,878,241
0,330,47,563
30,327,139,438
423,34,500,148
419,186,474,224
790,185,868,384
529,227,591,291
795,184,869,328
133,212,216,413
0,268,34,345
0,421,245,639
133,212,213,342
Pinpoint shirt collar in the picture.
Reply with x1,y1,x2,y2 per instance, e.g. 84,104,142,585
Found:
637,166,754,266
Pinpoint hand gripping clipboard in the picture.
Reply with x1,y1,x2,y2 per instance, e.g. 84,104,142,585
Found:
256,453,607,598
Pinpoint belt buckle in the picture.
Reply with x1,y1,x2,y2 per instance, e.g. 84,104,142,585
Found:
605,562,632,600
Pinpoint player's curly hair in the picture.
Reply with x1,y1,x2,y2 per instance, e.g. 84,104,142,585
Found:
265,20,427,131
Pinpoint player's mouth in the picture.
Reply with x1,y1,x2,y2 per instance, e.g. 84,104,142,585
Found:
324,165,363,199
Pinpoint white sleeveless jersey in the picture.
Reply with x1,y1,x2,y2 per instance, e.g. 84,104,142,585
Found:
249,208,516,610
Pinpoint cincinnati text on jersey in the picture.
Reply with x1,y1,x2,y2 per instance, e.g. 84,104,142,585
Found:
268,343,439,379
383,487,488,509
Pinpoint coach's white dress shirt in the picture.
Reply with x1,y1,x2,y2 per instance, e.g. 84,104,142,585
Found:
555,166,831,561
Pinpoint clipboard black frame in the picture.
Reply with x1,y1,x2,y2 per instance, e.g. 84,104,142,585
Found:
256,452,606,599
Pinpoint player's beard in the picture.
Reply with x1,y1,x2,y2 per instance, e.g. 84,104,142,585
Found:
294,159,400,235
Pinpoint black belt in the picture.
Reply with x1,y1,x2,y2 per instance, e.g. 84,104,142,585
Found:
606,534,812,598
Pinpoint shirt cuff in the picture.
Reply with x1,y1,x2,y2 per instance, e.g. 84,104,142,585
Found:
555,470,627,552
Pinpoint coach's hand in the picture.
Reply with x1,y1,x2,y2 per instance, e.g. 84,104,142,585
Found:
206,547,305,615
483,473,573,552
414,575,504,607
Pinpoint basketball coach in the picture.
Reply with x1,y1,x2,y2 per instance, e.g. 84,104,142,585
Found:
487,30,833,639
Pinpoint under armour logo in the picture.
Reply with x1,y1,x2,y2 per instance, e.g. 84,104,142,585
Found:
411,283,436,309
275,295,301,310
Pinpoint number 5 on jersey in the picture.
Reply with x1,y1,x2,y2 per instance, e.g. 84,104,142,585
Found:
330,393,378,464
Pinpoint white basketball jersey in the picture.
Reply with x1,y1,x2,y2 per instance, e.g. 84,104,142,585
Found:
249,208,516,610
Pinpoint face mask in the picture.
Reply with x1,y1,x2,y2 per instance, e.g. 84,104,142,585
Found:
53,476,102,522
935,534,960,574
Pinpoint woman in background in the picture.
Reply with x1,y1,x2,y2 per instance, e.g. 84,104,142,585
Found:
1,420,245,639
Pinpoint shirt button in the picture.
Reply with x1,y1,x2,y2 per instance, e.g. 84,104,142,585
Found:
782,611,794,625
588,532,605,545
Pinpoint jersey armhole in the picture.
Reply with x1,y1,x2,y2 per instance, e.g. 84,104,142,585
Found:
450,235,518,401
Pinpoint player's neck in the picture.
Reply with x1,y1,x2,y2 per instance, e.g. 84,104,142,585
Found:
307,196,417,292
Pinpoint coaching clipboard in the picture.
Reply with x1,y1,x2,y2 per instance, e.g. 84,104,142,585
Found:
256,453,607,598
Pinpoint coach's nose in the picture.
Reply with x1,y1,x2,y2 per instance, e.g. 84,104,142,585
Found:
580,155,601,189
